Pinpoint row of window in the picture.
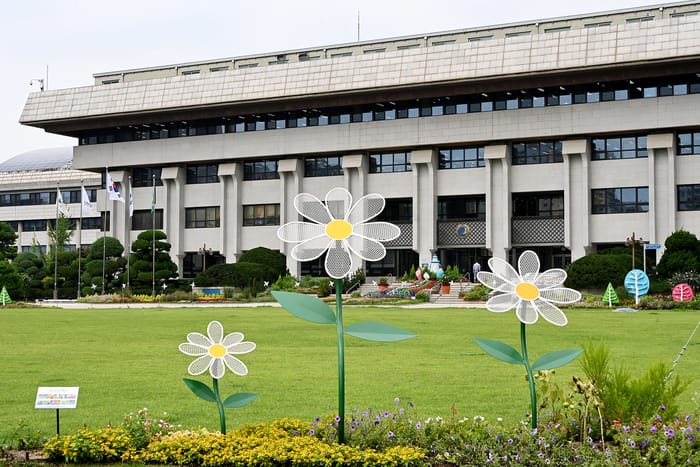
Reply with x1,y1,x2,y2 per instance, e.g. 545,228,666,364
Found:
0,188,97,208
78,74,700,146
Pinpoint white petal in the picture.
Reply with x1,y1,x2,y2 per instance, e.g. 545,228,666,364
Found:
534,269,567,289
179,343,209,356
533,299,568,326
277,222,326,243
295,193,333,224
518,251,541,280
210,358,225,379
207,321,224,344
223,355,249,376
345,234,386,261
346,193,385,224
187,355,213,375
352,222,401,242
516,301,539,325
325,243,354,279
477,272,516,293
325,188,353,220
485,293,520,312
290,236,332,261
228,341,256,354
540,287,582,304
222,332,244,347
186,332,212,347
487,257,521,284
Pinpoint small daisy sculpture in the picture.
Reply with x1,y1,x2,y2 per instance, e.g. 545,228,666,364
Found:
274,187,416,443
475,250,582,428
178,320,257,434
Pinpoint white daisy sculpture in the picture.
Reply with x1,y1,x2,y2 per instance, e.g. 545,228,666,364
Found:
475,250,582,428
277,187,401,279
274,187,416,444
178,320,257,434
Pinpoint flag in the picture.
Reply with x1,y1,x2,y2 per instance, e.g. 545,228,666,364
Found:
81,186,99,217
106,170,125,203
128,179,134,218
56,188,71,217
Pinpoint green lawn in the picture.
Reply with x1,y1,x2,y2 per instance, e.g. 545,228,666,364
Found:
0,305,698,441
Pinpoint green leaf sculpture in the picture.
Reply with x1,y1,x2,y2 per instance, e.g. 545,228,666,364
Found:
602,282,619,307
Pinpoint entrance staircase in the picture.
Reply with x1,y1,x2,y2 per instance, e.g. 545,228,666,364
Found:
430,281,478,305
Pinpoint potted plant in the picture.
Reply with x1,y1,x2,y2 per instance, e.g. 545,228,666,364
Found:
378,277,389,291
440,266,461,294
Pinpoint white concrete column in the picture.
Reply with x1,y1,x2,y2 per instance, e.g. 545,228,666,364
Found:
342,154,366,202
278,158,303,276
647,133,675,262
562,139,591,261
218,162,242,263
160,167,184,274
411,149,437,262
108,170,128,248
484,145,510,261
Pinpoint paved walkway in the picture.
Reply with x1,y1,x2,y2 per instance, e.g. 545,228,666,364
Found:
36,299,488,309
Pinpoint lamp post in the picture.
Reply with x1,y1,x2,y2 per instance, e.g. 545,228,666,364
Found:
198,244,213,272
625,232,643,270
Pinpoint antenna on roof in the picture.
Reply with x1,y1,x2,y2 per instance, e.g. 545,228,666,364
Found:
29,65,48,92
357,10,360,41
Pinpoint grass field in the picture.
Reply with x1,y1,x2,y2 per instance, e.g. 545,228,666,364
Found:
0,305,698,442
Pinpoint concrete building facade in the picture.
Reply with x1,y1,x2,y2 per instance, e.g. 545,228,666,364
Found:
19,2,700,278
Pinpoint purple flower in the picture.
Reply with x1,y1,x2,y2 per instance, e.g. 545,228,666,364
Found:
314,416,321,424
394,397,400,405
661,404,667,411
666,429,675,438
661,445,668,452
507,438,514,444
629,440,637,448
538,452,545,459
383,411,390,418
651,425,658,433
399,408,405,415
334,415,341,424
515,454,521,462
416,421,422,430
388,431,394,439
309,429,315,436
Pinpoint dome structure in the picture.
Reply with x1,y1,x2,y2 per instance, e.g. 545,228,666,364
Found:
0,147,72,173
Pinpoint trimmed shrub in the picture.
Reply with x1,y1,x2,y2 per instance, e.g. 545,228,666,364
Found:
238,247,287,277
565,253,630,290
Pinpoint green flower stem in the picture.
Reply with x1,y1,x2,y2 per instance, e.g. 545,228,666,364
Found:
212,378,227,434
520,321,537,429
335,279,345,444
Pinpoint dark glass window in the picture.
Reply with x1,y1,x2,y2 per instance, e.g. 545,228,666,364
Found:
513,192,564,217
243,160,279,180
592,135,648,160
438,196,486,220
376,198,412,222
592,187,649,214
438,146,485,169
185,207,220,228
81,217,102,230
678,131,700,155
512,140,563,165
132,209,164,230
186,164,219,184
304,156,343,177
369,151,412,173
22,219,48,231
243,204,280,226
132,168,163,187
677,184,700,211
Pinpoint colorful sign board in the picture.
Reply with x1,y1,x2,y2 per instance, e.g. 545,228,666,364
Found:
35,387,79,409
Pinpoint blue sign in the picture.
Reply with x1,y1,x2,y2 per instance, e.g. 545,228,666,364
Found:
645,243,662,250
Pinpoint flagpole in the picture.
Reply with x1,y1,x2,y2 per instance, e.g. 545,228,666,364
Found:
152,173,156,298
127,176,132,289
53,183,59,300
102,168,108,295
77,180,83,299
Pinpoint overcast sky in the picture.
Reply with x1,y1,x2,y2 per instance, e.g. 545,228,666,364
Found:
1,0,659,163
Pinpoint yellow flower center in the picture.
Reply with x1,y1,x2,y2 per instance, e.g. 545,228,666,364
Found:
208,344,227,358
515,282,540,301
326,220,353,240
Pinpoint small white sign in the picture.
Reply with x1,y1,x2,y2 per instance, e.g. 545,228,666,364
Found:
35,387,79,409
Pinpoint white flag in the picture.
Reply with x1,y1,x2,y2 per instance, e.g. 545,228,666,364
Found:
81,186,99,217
128,180,134,218
106,170,125,203
56,188,71,217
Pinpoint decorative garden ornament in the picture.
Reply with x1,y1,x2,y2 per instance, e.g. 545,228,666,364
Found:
178,320,257,434
275,187,416,443
476,250,582,428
